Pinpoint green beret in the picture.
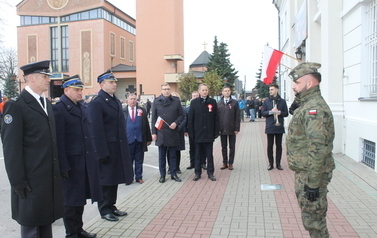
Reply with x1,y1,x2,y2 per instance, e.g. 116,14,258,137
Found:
288,62,321,82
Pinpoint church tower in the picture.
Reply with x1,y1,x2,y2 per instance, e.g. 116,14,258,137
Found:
136,0,184,96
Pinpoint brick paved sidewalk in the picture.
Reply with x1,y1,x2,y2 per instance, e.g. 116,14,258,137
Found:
85,119,377,238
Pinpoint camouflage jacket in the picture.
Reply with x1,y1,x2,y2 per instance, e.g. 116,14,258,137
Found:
287,85,335,188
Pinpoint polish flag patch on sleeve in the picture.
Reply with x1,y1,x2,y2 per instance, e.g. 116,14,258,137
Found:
309,109,317,115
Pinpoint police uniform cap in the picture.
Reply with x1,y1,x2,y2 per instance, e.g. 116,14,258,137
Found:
20,60,52,76
289,62,321,82
62,75,84,88
97,70,118,83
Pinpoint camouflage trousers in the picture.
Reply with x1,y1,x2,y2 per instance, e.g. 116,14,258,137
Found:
295,171,333,238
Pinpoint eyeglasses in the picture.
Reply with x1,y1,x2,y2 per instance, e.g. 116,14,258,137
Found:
161,88,171,90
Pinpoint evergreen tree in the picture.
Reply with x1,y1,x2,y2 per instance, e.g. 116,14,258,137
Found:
0,48,19,98
177,72,199,101
202,70,223,98
2,74,19,98
207,36,238,91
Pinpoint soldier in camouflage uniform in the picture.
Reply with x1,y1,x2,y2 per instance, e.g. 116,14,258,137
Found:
286,62,336,238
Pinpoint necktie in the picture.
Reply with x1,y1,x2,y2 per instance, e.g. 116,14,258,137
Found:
39,96,45,108
131,107,135,122
225,99,228,104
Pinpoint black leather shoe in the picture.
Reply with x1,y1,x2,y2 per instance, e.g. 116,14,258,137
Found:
208,175,216,181
101,213,118,222
277,165,283,170
193,175,201,181
186,165,195,169
267,165,274,170
159,176,165,183
113,209,127,217
176,170,182,174
78,230,97,238
171,175,182,182
202,164,207,170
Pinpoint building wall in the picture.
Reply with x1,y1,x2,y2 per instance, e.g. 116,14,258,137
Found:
136,0,184,96
16,0,136,99
342,1,377,167
274,0,377,172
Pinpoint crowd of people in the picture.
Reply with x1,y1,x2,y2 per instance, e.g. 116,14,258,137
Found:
1,60,335,238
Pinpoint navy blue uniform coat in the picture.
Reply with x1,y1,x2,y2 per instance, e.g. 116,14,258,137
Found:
88,90,134,185
53,94,103,206
1,89,63,226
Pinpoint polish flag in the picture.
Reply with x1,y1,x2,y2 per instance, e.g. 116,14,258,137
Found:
154,116,164,130
261,46,284,85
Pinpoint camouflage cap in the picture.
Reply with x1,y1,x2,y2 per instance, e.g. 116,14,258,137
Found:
288,62,321,82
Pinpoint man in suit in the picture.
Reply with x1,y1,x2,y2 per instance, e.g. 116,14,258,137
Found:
124,93,152,184
53,75,102,238
188,84,219,181
87,70,134,222
261,84,289,171
1,60,63,238
218,86,241,170
151,83,184,183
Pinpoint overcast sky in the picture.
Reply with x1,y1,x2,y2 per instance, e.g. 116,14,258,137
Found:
0,0,278,90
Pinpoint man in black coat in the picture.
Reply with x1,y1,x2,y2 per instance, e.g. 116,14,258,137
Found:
261,84,288,171
151,83,184,183
1,60,63,238
218,86,240,170
53,75,102,238
188,84,219,181
123,93,152,184
87,70,134,222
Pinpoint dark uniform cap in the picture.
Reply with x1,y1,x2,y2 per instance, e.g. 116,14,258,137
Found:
288,62,321,82
20,60,52,76
97,70,118,83
62,75,84,88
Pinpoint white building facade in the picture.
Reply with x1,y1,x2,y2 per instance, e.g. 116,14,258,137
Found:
273,0,377,172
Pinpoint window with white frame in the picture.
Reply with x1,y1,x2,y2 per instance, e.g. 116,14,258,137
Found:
365,1,377,97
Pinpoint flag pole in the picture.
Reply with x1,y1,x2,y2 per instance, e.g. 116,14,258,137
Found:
283,53,303,63
280,63,293,70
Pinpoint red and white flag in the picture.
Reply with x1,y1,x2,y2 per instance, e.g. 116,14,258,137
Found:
261,46,284,85
154,116,164,130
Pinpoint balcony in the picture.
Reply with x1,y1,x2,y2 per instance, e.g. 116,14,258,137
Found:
164,73,180,83
164,54,184,61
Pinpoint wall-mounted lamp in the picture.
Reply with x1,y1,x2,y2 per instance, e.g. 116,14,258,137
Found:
295,47,303,60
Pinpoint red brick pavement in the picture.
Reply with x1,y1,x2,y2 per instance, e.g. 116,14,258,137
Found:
139,131,241,237
138,120,360,237
258,120,359,238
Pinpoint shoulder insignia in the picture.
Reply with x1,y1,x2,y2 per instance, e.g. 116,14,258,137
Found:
3,114,13,124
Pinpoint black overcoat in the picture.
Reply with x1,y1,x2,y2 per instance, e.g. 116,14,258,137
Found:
1,89,63,226
53,94,103,206
123,105,152,152
261,96,289,134
87,90,134,185
151,95,184,147
188,97,219,143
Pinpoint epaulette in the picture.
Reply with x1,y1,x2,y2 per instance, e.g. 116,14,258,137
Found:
10,95,21,101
